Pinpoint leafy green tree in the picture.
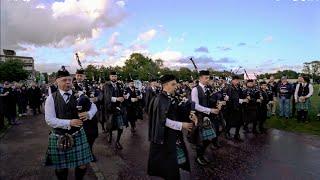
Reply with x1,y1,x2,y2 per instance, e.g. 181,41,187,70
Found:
259,70,299,79
302,61,320,80
122,53,161,81
85,65,99,81
43,73,49,83
0,59,29,82
177,67,193,81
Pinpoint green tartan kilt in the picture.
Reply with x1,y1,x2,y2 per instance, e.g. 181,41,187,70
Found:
296,98,311,111
176,146,186,165
45,128,93,169
199,127,216,141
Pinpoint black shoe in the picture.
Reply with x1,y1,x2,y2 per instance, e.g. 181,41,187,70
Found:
243,126,250,133
252,130,259,134
213,141,223,148
131,128,136,133
116,142,123,150
107,132,112,144
225,132,232,140
259,128,267,134
196,157,208,166
75,167,87,180
92,155,97,162
234,134,243,142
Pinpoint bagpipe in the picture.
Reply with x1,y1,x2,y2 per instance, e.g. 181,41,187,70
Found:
244,87,261,104
73,53,92,114
186,58,226,144
186,102,218,144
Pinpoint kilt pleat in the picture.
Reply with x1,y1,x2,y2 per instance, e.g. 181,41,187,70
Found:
45,128,93,169
296,98,311,111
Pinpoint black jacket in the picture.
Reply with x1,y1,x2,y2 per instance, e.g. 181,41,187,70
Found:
148,92,190,179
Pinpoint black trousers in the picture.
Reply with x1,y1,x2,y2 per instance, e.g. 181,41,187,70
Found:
0,113,4,130
55,166,87,180
18,103,27,114
86,135,97,152
129,119,137,129
297,110,308,122
225,108,242,136
31,104,41,114
196,140,211,158
258,107,268,130
244,106,258,132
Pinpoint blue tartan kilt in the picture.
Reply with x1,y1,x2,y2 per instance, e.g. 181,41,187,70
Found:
200,127,216,141
45,128,93,169
296,98,311,111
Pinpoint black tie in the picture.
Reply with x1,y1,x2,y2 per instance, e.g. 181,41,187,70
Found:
112,83,117,89
64,92,71,103
204,86,209,96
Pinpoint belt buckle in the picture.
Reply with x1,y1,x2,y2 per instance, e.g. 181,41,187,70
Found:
203,117,212,128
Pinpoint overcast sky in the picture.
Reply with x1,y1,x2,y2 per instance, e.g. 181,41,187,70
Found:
1,0,319,74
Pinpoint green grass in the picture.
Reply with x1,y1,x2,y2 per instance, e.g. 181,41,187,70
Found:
266,84,320,136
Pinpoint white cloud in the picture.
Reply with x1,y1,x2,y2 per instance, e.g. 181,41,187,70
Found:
51,0,108,19
138,29,157,42
0,0,126,49
36,4,46,9
108,32,122,46
35,62,64,73
263,36,273,43
216,46,232,51
152,50,183,67
92,28,103,39
116,1,126,8
152,50,183,62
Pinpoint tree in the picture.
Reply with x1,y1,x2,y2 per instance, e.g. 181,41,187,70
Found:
123,53,161,81
302,61,320,80
155,59,164,68
177,67,193,81
0,59,29,82
42,73,49,83
85,65,99,81
259,70,299,79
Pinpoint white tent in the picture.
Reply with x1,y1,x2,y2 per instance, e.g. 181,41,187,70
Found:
244,73,257,80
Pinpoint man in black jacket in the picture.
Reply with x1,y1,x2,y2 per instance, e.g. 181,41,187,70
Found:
1,82,19,125
28,82,42,115
102,71,128,150
144,78,160,114
124,79,142,133
224,75,248,141
148,74,197,180
74,69,99,161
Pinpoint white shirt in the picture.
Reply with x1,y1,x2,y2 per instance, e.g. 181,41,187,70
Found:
110,82,121,102
45,89,97,130
124,87,143,100
294,83,313,101
191,82,211,114
165,118,182,131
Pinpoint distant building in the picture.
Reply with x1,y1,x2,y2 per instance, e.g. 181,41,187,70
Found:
0,49,35,80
